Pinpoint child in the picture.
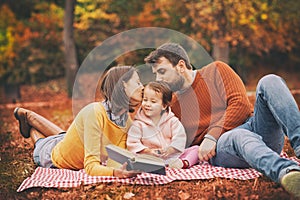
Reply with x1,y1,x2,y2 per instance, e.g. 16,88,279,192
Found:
127,81,199,169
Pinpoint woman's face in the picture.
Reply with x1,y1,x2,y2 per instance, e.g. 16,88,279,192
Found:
123,71,144,103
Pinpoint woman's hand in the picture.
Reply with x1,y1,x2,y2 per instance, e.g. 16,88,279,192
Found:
113,162,141,178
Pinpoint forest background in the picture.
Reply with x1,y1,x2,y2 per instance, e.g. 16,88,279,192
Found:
1,0,300,102
1,0,300,199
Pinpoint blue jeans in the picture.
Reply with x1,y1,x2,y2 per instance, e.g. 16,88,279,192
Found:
33,133,65,168
211,74,300,183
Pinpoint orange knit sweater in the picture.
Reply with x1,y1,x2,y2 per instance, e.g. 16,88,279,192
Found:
171,61,253,146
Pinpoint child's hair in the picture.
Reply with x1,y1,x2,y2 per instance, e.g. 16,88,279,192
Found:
145,81,172,107
100,66,136,114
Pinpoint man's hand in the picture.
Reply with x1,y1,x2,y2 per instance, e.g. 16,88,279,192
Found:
198,138,216,161
113,162,141,178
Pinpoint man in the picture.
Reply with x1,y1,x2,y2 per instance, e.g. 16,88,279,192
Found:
144,42,300,198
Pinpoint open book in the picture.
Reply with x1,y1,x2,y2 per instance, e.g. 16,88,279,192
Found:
105,144,166,175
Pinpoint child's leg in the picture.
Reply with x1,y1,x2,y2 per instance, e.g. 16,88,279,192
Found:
179,145,199,168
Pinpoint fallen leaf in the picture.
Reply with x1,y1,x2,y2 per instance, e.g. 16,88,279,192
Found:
123,192,135,199
105,194,113,200
178,190,190,200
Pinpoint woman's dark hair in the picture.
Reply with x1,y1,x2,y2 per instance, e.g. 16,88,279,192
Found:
145,81,172,108
100,66,136,114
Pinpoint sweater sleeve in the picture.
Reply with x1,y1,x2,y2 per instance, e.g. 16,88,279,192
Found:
207,61,253,139
126,121,148,153
82,105,114,176
169,117,187,152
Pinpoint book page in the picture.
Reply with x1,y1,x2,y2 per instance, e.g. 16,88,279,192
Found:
106,144,165,166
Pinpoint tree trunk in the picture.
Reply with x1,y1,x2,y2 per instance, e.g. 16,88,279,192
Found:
212,37,229,64
212,0,229,64
63,0,78,97
0,83,20,103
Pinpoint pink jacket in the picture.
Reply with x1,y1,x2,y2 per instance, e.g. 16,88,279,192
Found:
127,107,186,153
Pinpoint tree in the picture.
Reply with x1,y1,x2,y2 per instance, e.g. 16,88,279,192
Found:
0,2,65,102
63,0,78,97
184,0,300,61
0,5,28,102
0,3,64,83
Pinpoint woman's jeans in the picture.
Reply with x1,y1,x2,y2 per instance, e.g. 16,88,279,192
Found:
211,74,300,183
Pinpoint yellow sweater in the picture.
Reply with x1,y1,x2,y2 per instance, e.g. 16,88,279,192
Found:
51,102,130,176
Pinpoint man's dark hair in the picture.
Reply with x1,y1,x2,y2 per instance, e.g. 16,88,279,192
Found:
144,43,192,69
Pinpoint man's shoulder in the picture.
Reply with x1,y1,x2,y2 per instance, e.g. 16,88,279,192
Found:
198,61,234,77
199,61,230,71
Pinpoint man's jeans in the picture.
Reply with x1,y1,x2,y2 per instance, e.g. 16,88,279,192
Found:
211,74,300,183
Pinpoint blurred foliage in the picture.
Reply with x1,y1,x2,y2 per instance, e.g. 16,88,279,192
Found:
0,0,299,85
0,2,64,84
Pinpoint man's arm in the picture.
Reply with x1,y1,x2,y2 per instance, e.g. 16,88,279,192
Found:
198,61,253,161
205,61,253,140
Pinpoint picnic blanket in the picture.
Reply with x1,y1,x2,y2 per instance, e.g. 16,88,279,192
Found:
17,153,300,192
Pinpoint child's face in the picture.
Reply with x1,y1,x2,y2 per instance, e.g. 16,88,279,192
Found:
141,87,166,119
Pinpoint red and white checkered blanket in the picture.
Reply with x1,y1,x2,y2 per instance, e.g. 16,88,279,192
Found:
17,153,300,192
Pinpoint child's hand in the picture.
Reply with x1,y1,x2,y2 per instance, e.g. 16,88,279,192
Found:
160,147,180,159
139,148,161,157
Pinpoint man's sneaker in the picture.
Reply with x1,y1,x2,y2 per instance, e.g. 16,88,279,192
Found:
281,171,300,198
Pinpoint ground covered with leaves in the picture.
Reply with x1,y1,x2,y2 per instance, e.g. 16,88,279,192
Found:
0,78,299,200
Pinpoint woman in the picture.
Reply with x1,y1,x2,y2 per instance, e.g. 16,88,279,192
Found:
14,66,144,178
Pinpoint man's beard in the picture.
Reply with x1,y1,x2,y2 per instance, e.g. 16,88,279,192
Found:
167,76,185,92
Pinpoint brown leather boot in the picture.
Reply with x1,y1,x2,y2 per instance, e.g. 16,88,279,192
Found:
14,107,32,138
24,108,65,137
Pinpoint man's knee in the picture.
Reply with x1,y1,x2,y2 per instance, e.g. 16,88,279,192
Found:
258,74,285,89
219,129,262,146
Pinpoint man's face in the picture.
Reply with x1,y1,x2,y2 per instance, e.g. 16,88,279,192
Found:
151,57,184,92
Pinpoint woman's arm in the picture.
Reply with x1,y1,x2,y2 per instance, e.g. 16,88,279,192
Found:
82,104,140,177
82,106,114,176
